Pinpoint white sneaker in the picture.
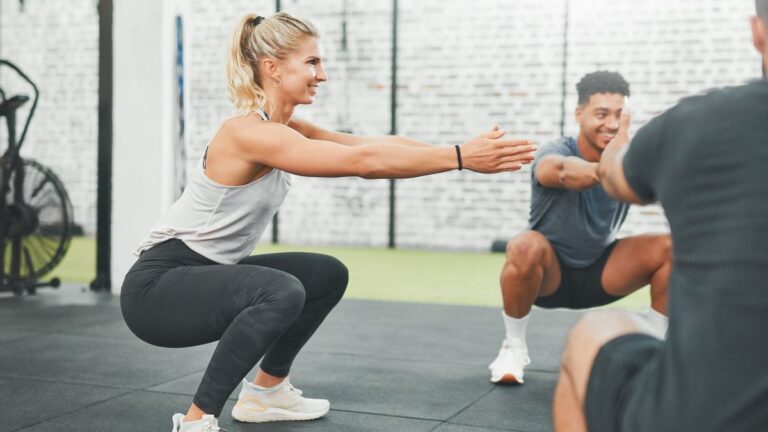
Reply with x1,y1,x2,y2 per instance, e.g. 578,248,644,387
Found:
488,338,531,384
231,378,330,423
171,413,224,432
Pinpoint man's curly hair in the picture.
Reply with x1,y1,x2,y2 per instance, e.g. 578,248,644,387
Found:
758,0,768,21
576,71,631,105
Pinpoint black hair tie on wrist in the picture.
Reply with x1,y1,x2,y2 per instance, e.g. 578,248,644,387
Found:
252,16,265,27
455,145,463,171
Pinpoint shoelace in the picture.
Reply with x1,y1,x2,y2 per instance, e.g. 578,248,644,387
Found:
282,381,303,396
200,422,227,432
500,341,526,352
499,343,531,364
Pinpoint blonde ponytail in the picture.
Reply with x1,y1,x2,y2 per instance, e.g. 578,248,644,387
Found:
226,13,319,115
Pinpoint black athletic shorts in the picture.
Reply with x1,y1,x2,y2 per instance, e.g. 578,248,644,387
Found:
585,333,663,432
534,240,623,309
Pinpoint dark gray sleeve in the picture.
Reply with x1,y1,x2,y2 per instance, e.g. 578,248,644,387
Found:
622,112,669,202
532,139,577,187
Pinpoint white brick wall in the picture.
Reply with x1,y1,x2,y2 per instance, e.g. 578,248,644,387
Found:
1,0,761,249
565,0,758,238
395,0,567,250
266,0,394,247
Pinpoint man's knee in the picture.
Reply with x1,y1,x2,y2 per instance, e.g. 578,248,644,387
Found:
562,311,652,377
563,313,613,370
656,234,673,265
637,234,672,269
504,231,550,273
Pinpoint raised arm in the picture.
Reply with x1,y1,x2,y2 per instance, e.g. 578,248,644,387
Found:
288,117,438,148
228,120,536,179
535,155,600,191
597,111,646,204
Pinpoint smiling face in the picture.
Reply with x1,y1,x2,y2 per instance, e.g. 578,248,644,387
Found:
275,36,328,105
575,93,626,157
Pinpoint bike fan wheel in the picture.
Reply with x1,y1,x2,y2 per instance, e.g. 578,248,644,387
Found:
2,159,74,283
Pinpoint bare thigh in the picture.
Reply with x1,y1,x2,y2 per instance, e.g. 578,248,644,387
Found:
601,234,670,297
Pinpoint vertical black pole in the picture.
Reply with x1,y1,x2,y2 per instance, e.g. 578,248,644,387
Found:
271,0,281,244
388,0,398,249
91,0,113,292
559,0,570,137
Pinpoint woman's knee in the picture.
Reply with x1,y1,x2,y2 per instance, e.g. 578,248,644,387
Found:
311,254,349,300
242,270,306,316
326,255,349,295
275,273,306,308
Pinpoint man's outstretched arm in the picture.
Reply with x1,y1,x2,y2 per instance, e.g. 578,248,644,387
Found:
536,155,601,191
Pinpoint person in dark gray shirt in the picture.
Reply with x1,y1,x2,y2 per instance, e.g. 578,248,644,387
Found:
489,72,672,384
552,3,768,431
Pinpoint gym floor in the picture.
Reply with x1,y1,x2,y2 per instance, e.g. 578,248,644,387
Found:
0,284,587,432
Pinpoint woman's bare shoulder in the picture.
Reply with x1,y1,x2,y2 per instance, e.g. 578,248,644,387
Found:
220,113,284,142
217,114,306,155
221,112,268,131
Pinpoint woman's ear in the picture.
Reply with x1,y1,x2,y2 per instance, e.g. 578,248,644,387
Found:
261,58,280,82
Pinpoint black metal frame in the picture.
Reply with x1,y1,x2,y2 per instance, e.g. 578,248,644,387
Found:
388,0,398,249
272,0,282,244
91,0,113,292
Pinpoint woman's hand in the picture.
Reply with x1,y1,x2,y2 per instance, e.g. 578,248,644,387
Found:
460,127,537,173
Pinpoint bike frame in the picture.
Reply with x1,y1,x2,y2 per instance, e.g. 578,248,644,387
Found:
0,59,40,288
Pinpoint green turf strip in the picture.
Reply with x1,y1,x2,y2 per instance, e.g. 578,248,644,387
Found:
48,237,650,311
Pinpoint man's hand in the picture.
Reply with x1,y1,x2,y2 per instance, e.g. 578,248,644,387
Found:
597,106,645,203
611,106,632,150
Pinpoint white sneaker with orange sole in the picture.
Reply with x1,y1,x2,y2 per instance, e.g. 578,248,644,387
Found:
231,378,330,423
489,338,531,384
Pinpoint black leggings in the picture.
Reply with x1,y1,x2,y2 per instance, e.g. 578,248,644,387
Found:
120,239,348,416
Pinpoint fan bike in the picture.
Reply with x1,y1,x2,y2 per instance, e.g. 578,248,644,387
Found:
1,59,74,295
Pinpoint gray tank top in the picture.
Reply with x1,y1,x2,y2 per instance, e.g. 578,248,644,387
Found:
135,110,291,264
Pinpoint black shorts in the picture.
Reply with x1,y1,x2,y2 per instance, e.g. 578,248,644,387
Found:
534,240,623,309
585,333,662,432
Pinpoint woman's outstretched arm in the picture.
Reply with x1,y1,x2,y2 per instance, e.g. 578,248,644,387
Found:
289,117,482,148
226,119,536,179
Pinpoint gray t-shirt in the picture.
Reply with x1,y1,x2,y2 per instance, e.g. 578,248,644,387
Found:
619,80,768,431
528,137,629,268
